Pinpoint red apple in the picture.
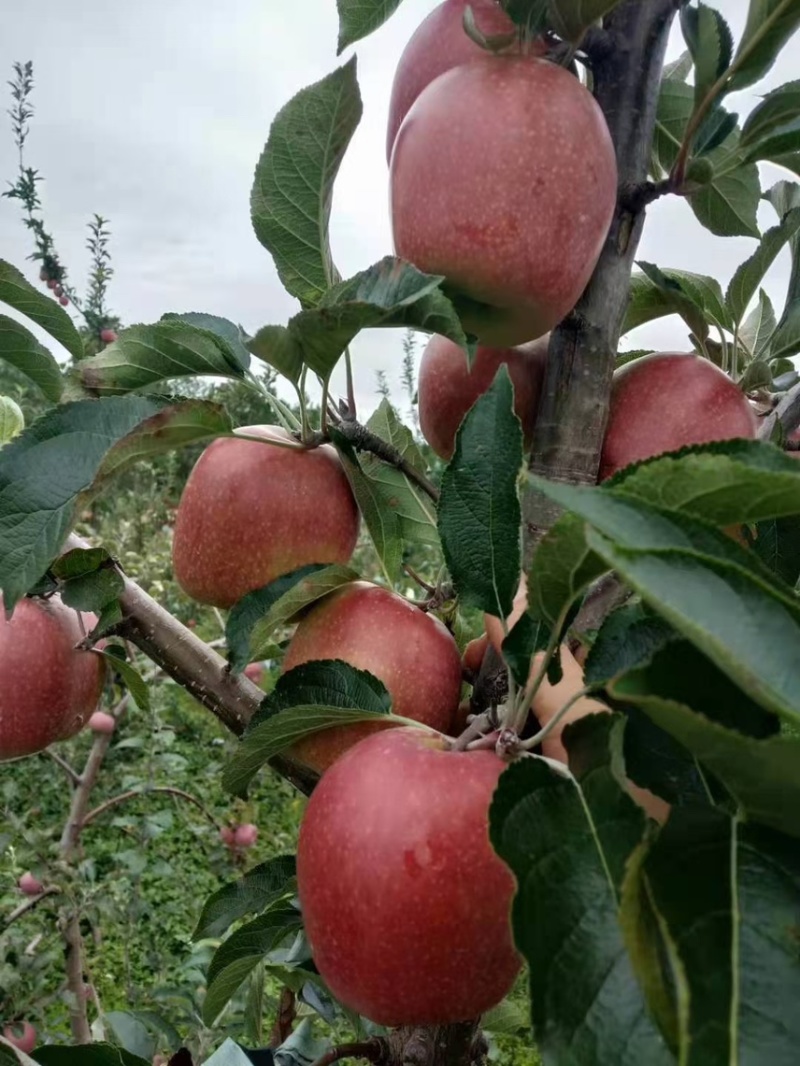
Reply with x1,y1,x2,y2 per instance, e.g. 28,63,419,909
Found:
462,633,489,676
233,823,258,848
172,426,360,608
788,426,800,458
243,661,264,686
47,279,58,291
3,1021,36,1054
18,872,44,896
391,56,617,346
219,826,236,848
100,328,118,344
419,334,548,460
88,711,116,735
59,296,69,306
600,353,759,480
297,727,519,1025
386,0,538,161
0,596,105,761
282,582,463,773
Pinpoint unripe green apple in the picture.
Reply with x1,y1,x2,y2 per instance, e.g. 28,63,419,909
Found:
391,56,617,346
0,596,105,761
297,727,520,1025
418,334,548,459
600,353,759,480
282,582,462,772
172,427,360,608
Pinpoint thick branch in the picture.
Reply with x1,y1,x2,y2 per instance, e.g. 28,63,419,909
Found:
62,910,92,1043
3,887,60,929
523,0,678,559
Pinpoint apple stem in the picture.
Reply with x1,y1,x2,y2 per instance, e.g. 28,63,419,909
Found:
344,347,357,422
451,710,495,752
519,687,593,751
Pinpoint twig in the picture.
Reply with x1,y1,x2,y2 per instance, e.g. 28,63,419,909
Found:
81,786,218,829
46,749,82,786
344,348,357,422
268,987,297,1048
618,178,675,213
310,1038,386,1066
3,886,60,928
758,380,800,442
333,420,440,503
451,711,494,752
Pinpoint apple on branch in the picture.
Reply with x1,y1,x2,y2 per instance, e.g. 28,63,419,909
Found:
282,581,463,773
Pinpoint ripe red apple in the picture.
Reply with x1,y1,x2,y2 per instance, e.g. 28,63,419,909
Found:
3,1021,36,1054
600,353,759,480
88,711,116,735
100,328,118,344
391,57,617,346
386,0,539,161
18,872,44,896
172,426,360,608
0,596,105,761
243,661,264,686
234,823,258,848
419,334,548,460
298,727,519,1025
282,582,463,773
462,633,489,677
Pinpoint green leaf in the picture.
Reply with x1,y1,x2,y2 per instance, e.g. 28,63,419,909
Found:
287,257,465,381
247,324,303,385
680,3,733,110
501,613,551,688
608,439,800,527
623,264,730,338
0,397,231,609
336,0,406,52
250,58,361,306
741,80,800,163
728,0,800,93
490,715,674,1066
224,660,398,796
71,320,248,396
59,568,124,614
726,207,800,324
739,288,776,358
528,512,606,628
0,396,24,444
653,77,694,176
624,808,800,1064
753,514,800,586
770,299,800,359
102,1012,156,1061
438,369,522,618
0,316,63,401
688,133,761,238
0,260,84,362
610,678,800,838
160,312,251,369
194,855,297,939
99,648,151,712
226,564,359,672
203,900,303,1024
331,430,403,583
529,476,800,725
547,0,623,44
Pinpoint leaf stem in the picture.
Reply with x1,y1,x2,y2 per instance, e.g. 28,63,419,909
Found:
519,687,593,751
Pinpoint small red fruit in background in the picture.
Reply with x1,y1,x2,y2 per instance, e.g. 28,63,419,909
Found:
100,328,118,344
599,352,759,480
88,711,116,735
297,727,520,1025
219,826,236,848
172,426,360,609
462,633,489,677
234,823,258,848
391,57,617,346
186,618,197,629
18,871,44,896
419,335,548,460
243,662,264,686
282,581,463,773
3,1021,37,1054
59,296,69,306
47,279,58,291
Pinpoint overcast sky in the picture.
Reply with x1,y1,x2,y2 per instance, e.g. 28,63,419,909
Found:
0,1,797,417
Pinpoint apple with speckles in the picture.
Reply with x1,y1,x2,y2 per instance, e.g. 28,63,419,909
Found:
600,352,759,480
391,56,617,346
419,334,548,460
172,427,360,609
386,0,542,162
0,595,105,762
297,727,519,1025
282,582,463,773
3,1021,37,1054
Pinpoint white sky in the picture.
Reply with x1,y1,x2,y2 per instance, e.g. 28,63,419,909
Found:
0,1,797,418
